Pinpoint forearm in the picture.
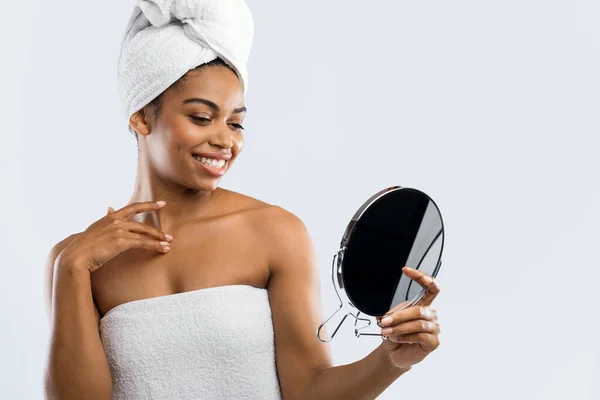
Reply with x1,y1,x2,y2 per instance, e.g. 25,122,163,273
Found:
295,344,411,400
44,261,112,400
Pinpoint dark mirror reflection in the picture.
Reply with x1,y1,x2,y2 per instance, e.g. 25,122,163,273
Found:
343,188,444,315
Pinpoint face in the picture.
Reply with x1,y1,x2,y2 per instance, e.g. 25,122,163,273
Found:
131,65,246,192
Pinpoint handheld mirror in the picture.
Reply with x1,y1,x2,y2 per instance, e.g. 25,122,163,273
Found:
316,186,445,342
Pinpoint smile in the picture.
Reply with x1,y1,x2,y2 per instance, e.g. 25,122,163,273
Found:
192,154,227,177
192,154,226,168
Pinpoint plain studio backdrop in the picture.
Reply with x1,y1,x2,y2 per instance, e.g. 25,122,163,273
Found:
1,0,599,399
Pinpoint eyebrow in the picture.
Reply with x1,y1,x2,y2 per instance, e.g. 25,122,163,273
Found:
182,98,246,114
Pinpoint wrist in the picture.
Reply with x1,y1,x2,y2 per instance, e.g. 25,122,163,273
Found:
55,253,90,276
376,343,412,375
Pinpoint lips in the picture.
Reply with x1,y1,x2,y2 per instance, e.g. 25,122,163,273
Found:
191,154,228,177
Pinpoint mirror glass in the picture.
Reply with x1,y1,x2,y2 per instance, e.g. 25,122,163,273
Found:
342,187,444,316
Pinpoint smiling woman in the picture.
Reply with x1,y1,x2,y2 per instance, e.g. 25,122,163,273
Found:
128,61,247,191
42,0,440,399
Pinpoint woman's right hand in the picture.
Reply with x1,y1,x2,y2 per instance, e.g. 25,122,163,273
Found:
57,200,173,273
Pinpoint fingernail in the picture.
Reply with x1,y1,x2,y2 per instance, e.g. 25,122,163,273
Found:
156,201,166,207
382,328,393,335
164,233,174,241
381,316,393,326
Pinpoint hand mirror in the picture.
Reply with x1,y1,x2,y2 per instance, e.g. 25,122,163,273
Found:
316,186,445,342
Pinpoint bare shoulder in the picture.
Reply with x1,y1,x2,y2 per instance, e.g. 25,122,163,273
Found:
244,204,313,274
252,205,308,237
220,188,311,251
228,192,307,234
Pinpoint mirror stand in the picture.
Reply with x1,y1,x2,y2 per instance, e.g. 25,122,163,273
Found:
317,249,387,342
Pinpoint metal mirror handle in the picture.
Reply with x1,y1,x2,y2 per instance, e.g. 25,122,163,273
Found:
317,251,348,342
317,250,383,342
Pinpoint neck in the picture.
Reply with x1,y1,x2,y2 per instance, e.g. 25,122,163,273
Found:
127,151,221,233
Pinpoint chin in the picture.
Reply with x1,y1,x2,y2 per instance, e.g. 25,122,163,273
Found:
196,178,221,193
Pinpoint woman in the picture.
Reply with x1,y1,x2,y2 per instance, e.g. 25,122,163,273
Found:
43,1,441,399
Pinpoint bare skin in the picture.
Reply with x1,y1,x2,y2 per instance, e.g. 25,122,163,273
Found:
44,64,441,400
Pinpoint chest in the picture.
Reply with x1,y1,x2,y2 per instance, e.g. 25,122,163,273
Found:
90,214,270,317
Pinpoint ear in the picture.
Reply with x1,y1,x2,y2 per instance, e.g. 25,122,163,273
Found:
129,108,152,136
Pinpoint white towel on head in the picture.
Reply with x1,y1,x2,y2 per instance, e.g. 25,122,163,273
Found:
117,0,254,121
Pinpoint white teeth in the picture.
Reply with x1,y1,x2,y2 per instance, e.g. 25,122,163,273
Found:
193,155,226,169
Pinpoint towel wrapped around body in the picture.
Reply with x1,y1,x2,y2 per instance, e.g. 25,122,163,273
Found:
99,284,282,400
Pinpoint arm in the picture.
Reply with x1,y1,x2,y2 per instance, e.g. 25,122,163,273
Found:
43,235,113,400
264,208,410,400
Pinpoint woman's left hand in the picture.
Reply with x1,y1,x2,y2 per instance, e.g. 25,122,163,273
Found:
376,266,442,370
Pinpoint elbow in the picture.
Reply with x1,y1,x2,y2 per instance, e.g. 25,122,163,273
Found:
42,367,53,400
289,365,330,400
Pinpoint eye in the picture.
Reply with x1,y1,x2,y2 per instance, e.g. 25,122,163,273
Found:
190,116,210,123
230,123,245,131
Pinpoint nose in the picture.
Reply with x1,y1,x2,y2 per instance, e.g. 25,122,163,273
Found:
208,123,234,149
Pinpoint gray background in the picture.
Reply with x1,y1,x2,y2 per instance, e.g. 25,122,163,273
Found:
1,0,599,398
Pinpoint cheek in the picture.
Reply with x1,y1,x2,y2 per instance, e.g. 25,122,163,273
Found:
165,120,199,160
146,133,173,166
170,119,197,145
146,127,189,171
234,135,244,155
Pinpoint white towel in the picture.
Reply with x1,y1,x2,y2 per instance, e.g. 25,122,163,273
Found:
117,0,254,120
99,285,282,400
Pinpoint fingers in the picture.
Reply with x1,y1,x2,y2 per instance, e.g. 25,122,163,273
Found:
109,200,166,221
402,266,441,306
385,300,412,316
387,332,440,352
108,219,172,242
104,201,173,242
380,314,440,337
377,268,441,329
112,230,172,253
379,305,438,329
376,300,411,327
380,304,441,352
